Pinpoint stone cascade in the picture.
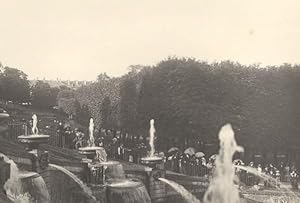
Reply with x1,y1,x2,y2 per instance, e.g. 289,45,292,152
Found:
140,157,166,203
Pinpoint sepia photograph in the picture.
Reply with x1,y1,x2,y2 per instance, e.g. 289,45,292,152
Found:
0,0,300,202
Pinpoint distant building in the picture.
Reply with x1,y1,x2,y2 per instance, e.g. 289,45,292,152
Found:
30,79,94,89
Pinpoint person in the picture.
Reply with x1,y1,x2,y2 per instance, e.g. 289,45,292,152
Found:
200,157,207,177
247,162,255,186
56,122,64,147
290,169,298,190
278,162,285,182
179,153,190,175
256,164,262,185
264,164,271,187
64,126,73,148
117,143,124,160
74,129,84,150
206,158,215,180
111,137,118,158
275,169,281,187
284,164,291,182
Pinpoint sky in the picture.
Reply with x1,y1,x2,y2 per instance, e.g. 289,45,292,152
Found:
0,0,300,81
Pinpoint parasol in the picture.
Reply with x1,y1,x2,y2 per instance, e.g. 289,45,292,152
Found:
195,152,205,158
168,147,179,153
184,147,196,155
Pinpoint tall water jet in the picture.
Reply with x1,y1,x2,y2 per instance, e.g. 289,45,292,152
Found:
141,119,163,165
88,118,95,147
203,124,243,203
149,119,155,157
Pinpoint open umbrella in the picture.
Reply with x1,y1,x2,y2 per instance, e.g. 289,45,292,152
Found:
184,147,196,155
168,147,179,153
209,154,218,161
195,152,205,158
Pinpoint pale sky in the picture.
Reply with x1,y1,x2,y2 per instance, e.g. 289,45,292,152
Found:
0,0,299,80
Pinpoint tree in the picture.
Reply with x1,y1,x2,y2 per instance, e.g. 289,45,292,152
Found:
120,78,138,133
97,73,110,82
75,101,90,127
100,96,112,130
57,89,76,118
31,80,59,109
0,66,30,102
74,77,121,129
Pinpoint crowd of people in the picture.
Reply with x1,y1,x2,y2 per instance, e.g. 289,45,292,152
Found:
51,123,299,190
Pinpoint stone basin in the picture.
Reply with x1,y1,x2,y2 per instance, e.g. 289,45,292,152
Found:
18,135,50,144
78,146,105,160
90,161,120,167
78,146,104,153
140,156,163,165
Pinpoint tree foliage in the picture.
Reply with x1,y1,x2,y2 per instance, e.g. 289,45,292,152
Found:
57,88,77,117
120,77,138,133
74,73,120,129
100,96,112,130
75,101,90,127
133,57,300,151
31,80,59,109
0,66,30,102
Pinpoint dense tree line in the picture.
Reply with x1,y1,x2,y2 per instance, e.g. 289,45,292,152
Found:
132,58,300,152
2,59,300,153
71,58,300,152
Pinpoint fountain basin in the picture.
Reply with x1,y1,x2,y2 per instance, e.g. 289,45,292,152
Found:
15,171,50,203
78,146,104,152
79,146,105,160
18,135,50,153
18,135,50,144
141,157,163,165
87,161,126,185
141,157,164,170
90,161,120,167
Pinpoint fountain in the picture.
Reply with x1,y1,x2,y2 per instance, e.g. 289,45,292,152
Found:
79,118,110,185
18,115,49,155
0,155,11,202
203,124,244,203
139,119,166,202
77,118,151,203
17,114,50,172
1,153,50,203
159,178,201,203
141,119,164,166
79,118,106,161
235,165,300,203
